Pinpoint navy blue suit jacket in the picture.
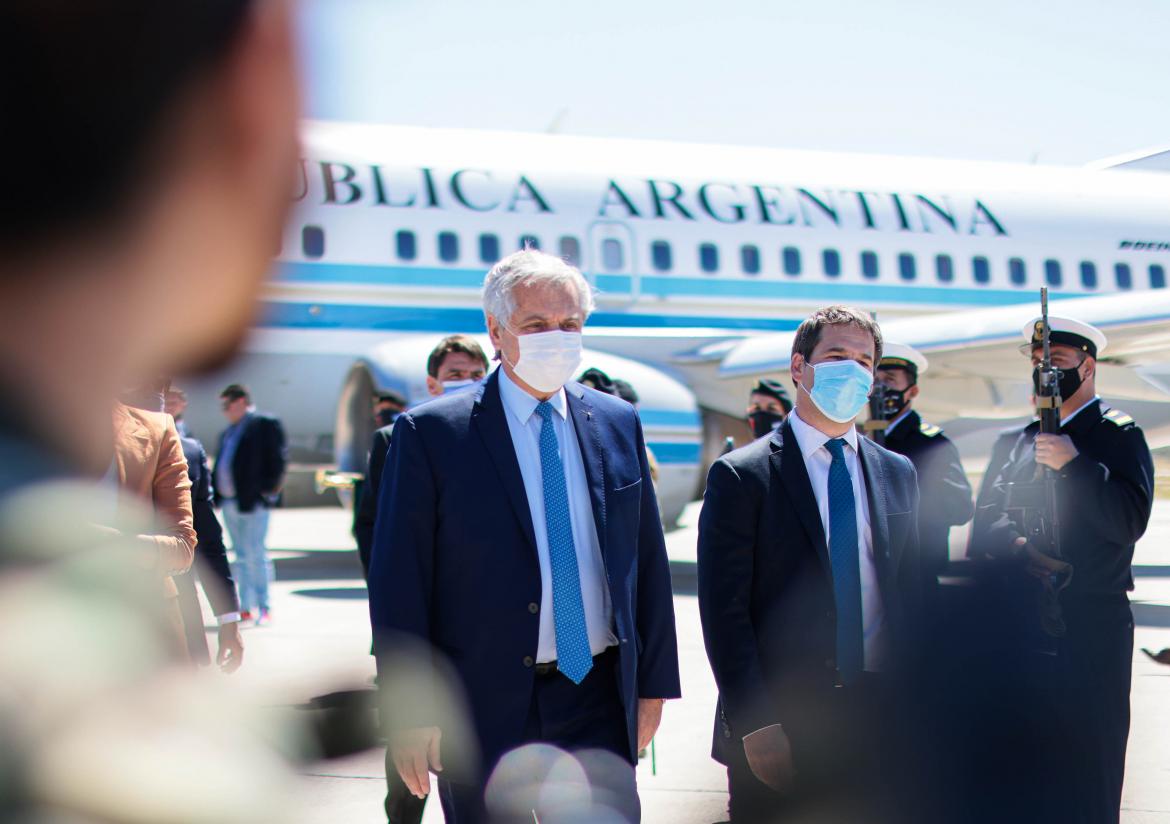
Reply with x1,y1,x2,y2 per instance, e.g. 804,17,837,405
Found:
698,417,922,764
368,368,681,774
212,413,287,513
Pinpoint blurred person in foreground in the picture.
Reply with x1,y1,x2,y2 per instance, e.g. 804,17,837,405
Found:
369,250,681,823
214,383,287,625
354,336,488,579
698,306,923,823
162,385,246,670
0,1,302,820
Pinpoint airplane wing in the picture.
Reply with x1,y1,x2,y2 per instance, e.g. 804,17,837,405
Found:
699,290,1170,434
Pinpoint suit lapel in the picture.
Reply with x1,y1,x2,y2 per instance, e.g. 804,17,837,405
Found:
770,419,831,578
471,371,538,553
858,438,895,576
565,385,608,560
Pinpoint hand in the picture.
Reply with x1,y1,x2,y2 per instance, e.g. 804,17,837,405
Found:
1142,648,1170,666
216,622,244,673
390,726,442,798
637,698,665,751
1034,433,1078,471
742,725,795,793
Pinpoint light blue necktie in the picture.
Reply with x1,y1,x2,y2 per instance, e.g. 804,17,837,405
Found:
535,401,593,684
825,437,863,685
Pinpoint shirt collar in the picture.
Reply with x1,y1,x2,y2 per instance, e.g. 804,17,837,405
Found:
499,367,567,424
1061,395,1099,428
789,407,859,461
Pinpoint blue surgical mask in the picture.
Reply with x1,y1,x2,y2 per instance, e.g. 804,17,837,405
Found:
442,379,477,394
800,359,874,423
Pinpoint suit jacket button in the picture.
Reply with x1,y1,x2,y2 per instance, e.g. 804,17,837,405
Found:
523,656,534,668
528,602,539,614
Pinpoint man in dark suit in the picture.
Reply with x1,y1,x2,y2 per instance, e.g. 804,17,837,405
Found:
213,384,287,624
175,432,245,671
698,306,922,823
369,250,681,823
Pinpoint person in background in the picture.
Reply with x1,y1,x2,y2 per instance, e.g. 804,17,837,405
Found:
869,343,973,596
214,383,287,625
374,391,409,430
165,387,192,438
746,378,792,440
370,251,680,823
578,367,659,488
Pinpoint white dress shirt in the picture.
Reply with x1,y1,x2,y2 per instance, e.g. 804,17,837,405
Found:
787,409,888,672
498,368,617,662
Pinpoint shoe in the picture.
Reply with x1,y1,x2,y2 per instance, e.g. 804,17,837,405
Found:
255,608,271,627
240,610,253,621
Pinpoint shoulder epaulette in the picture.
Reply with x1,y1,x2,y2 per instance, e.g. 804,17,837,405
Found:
919,422,942,437
1103,407,1134,427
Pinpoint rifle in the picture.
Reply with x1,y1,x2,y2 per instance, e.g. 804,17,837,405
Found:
863,384,900,445
1005,287,1071,638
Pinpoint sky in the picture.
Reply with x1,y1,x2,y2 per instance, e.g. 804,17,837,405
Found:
296,0,1170,166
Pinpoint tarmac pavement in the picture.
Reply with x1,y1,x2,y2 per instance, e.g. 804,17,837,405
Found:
205,501,1170,823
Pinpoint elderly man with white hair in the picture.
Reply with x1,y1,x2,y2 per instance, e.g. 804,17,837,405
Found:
368,249,681,823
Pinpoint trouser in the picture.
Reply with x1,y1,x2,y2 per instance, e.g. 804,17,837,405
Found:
220,499,272,613
724,674,899,824
438,647,636,824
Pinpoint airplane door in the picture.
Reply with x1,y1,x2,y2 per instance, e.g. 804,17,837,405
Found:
586,221,640,302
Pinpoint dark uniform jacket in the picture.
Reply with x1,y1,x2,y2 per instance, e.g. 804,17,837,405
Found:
883,410,974,573
354,424,392,579
212,413,287,513
968,398,1154,595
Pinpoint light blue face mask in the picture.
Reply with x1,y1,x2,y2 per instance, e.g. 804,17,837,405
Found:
800,359,874,423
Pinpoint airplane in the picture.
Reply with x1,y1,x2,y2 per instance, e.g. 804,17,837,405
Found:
178,122,1170,524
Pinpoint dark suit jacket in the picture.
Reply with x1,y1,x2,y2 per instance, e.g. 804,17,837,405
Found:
212,413,287,513
175,436,240,664
368,369,681,774
353,424,393,578
698,416,922,764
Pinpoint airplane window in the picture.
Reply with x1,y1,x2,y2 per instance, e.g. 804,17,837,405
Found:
479,233,500,263
935,254,954,283
972,256,991,284
1008,257,1026,286
302,225,324,259
651,240,672,271
782,246,801,276
861,251,879,280
559,236,581,266
396,230,417,261
437,231,459,263
1079,261,1098,289
699,243,719,273
1044,259,1062,286
602,238,624,271
898,253,916,281
1150,264,1166,289
1115,262,1132,290
822,249,841,278
741,245,761,275
519,234,540,251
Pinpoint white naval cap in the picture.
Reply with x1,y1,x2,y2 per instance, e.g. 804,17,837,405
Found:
879,342,929,376
1021,315,1107,358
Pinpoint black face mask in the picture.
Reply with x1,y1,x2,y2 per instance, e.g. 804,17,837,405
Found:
748,410,784,438
1032,360,1085,401
872,385,908,419
376,409,399,428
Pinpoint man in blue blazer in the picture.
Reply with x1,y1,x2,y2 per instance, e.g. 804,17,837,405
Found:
368,250,681,823
699,307,923,823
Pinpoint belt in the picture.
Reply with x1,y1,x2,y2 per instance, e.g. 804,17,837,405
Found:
533,647,616,678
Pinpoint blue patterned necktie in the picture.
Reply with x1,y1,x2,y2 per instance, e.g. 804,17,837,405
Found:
825,437,863,685
535,401,593,684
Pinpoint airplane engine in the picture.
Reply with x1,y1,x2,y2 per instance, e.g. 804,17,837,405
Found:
334,334,704,527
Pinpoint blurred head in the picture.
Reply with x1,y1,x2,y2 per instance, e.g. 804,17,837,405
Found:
219,384,251,425
373,390,407,427
425,336,489,397
0,0,300,470
164,388,189,420
483,250,595,399
790,306,882,434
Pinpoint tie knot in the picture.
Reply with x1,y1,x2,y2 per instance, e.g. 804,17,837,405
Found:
536,401,554,421
825,437,847,459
